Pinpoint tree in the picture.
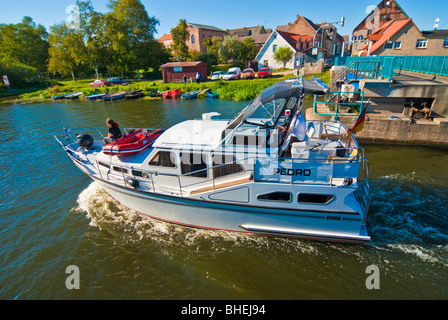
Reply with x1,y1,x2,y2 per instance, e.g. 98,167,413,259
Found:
171,19,190,61
219,35,244,64
274,46,294,68
0,17,49,72
76,0,108,79
48,23,87,81
219,35,259,66
104,0,161,77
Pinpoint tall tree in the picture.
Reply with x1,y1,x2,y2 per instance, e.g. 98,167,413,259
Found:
76,0,108,79
171,19,190,62
0,17,49,72
104,0,160,77
48,23,87,81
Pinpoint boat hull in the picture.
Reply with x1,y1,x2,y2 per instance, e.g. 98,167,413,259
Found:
94,177,370,243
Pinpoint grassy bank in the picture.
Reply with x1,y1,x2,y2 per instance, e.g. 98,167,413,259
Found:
2,70,330,103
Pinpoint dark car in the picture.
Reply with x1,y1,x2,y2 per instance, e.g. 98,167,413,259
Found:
89,79,111,87
108,77,132,85
257,67,272,78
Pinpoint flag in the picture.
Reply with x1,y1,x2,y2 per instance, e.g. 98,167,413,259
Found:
348,103,368,135
2,75,10,87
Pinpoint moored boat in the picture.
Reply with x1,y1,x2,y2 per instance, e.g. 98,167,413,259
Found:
84,93,105,101
125,90,144,100
55,78,371,243
181,90,200,99
104,91,126,101
206,90,219,98
163,89,182,99
65,92,83,100
52,93,70,100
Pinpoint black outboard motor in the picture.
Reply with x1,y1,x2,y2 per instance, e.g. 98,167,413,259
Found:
77,134,94,150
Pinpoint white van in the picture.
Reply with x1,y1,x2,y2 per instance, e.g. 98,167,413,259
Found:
223,67,241,80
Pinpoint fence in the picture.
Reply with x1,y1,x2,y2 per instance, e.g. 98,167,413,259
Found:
335,55,448,80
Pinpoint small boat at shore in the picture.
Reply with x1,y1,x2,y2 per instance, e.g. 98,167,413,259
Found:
181,90,200,99
65,92,83,100
125,90,144,100
84,93,105,101
104,91,126,101
52,93,70,100
55,78,372,243
163,89,182,99
206,90,219,98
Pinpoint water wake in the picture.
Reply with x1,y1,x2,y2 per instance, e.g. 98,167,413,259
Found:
367,173,448,266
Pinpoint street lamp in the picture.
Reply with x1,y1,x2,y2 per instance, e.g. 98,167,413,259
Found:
312,17,345,54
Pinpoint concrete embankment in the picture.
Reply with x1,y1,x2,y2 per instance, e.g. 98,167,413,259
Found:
306,108,448,148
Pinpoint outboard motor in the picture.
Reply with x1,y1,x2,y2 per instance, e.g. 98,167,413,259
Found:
77,134,94,150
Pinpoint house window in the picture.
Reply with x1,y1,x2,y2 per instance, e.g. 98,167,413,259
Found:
191,35,195,44
444,38,448,48
352,35,357,41
264,60,268,67
273,44,277,53
393,41,402,49
358,35,364,41
416,39,428,48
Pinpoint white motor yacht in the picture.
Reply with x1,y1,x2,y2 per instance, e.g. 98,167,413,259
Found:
55,78,371,243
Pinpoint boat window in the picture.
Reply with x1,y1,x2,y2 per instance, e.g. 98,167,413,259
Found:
212,154,244,178
257,192,292,202
113,166,128,174
298,193,334,205
148,151,176,168
180,152,208,178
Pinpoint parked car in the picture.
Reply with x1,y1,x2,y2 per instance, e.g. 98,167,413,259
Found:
222,67,242,80
241,68,255,79
257,67,272,78
324,59,334,67
211,71,225,81
108,77,132,85
89,79,111,87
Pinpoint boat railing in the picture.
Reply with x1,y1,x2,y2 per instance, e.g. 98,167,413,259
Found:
89,149,369,198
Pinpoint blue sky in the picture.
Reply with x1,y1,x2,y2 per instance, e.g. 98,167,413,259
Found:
1,0,447,37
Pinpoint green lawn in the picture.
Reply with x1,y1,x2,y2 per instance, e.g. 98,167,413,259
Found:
1,70,331,103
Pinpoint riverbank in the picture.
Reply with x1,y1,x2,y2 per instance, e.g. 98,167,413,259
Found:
0,70,331,104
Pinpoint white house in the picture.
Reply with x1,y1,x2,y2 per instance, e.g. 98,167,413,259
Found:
255,30,312,70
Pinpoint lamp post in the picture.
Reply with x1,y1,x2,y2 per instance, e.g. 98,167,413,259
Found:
312,17,345,52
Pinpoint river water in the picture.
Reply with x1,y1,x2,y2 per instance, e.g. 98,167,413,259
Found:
1,96,447,301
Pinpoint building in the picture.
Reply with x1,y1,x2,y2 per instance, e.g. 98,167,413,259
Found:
185,22,227,53
255,30,313,70
356,18,448,56
351,0,409,55
227,25,271,48
158,34,173,49
160,61,207,83
276,15,345,57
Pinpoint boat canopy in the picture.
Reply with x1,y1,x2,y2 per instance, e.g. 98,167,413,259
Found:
225,78,328,131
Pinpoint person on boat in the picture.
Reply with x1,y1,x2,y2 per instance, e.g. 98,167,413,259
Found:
279,112,306,144
104,118,122,145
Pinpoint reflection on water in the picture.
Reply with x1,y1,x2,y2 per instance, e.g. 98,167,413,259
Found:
0,98,447,299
